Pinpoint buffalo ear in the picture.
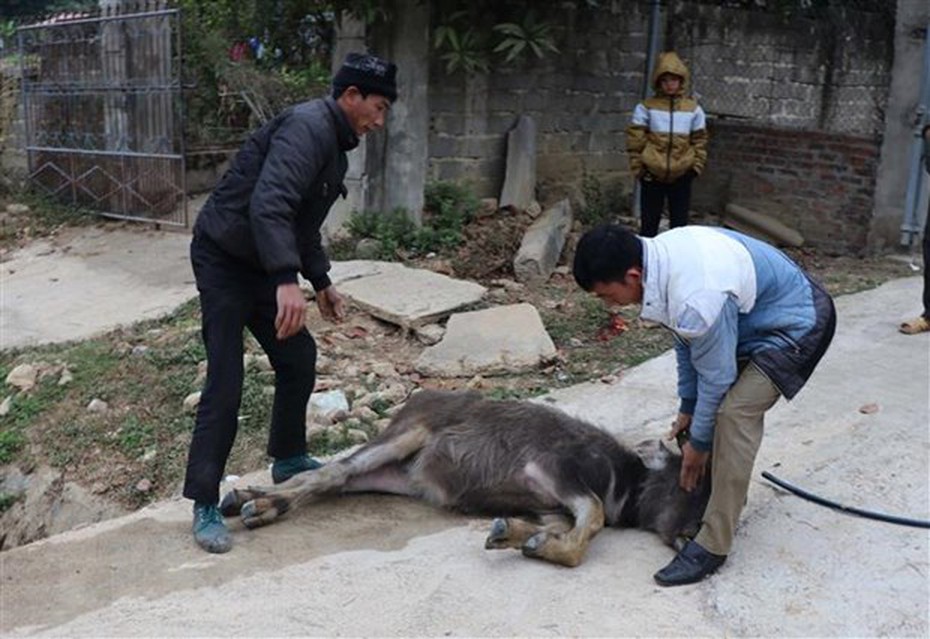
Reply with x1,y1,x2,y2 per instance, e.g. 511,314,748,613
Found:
633,438,671,470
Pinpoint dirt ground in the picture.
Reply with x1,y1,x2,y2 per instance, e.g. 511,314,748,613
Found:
0,202,919,544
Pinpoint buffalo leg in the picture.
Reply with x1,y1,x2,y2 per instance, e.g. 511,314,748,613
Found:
484,514,572,550
231,422,431,528
521,494,605,567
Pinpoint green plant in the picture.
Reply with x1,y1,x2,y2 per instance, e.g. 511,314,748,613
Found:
578,172,607,226
492,11,559,63
485,386,548,401
117,415,155,455
434,14,490,75
238,368,274,434
346,208,418,259
417,180,479,252
0,427,26,464
0,491,20,513
344,181,480,259
544,294,609,345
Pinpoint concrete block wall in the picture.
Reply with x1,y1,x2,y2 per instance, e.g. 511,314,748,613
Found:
670,3,893,136
425,1,894,252
693,121,881,254
427,1,649,204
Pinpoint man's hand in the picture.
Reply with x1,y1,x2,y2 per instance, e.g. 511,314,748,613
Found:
679,441,710,493
275,283,307,340
667,412,692,445
316,285,345,323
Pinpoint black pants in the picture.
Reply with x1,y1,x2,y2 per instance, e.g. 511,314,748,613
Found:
639,173,693,238
183,233,316,504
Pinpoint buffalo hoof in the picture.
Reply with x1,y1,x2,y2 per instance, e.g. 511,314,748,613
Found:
219,490,245,517
521,532,547,558
484,518,510,549
240,499,274,529
240,496,290,529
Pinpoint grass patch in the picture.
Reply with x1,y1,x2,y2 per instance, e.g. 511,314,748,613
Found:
0,298,276,507
0,190,97,254
0,491,21,513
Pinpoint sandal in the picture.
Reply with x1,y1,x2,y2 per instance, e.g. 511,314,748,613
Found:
899,316,930,335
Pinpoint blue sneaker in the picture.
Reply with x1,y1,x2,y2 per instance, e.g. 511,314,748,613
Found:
271,454,324,484
192,502,232,553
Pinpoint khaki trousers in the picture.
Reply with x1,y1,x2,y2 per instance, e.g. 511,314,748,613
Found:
694,363,781,555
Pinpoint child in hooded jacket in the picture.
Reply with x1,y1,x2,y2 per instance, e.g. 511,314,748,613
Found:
627,51,708,237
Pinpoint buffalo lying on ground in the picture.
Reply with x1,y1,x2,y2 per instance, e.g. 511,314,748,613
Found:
221,389,710,567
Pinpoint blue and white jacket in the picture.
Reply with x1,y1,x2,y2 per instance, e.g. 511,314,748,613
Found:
640,227,836,451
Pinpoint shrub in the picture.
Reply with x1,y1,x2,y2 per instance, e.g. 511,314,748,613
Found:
344,180,480,259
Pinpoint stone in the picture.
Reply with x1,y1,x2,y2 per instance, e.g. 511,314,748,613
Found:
499,115,537,214
183,392,201,412
415,304,558,377
514,199,574,284
0,395,11,417
6,203,30,215
476,198,499,218
352,406,380,422
87,398,108,413
346,428,370,444
355,238,382,260
6,364,37,391
368,362,397,378
415,324,446,345
307,389,350,423
0,465,128,551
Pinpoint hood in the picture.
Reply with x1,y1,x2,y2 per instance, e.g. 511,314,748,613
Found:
651,51,690,96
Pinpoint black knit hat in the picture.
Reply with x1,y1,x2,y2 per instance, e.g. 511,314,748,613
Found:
333,52,398,102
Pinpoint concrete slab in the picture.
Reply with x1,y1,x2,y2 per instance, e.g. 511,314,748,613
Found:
300,259,406,293
415,303,557,377
336,263,486,329
0,226,196,349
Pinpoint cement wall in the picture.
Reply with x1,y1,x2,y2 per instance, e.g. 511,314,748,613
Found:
425,0,896,253
427,1,649,205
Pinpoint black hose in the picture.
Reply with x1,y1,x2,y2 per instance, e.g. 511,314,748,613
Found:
761,471,930,529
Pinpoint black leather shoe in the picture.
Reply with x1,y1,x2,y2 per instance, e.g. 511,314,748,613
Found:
654,540,726,587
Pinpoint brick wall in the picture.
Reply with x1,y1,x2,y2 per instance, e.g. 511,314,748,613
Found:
693,121,881,254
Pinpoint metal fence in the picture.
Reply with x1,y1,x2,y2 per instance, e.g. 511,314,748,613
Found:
17,2,186,226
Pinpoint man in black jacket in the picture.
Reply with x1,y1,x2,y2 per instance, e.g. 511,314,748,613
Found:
185,52,398,553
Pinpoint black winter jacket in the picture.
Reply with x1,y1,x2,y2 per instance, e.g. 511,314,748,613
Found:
193,97,358,291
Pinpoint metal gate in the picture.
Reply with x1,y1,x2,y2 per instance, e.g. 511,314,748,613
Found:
17,4,186,226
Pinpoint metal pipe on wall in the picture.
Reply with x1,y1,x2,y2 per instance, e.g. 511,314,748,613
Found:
633,0,664,222
900,20,930,247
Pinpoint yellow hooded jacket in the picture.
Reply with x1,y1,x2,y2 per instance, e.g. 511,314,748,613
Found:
626,52,708,183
